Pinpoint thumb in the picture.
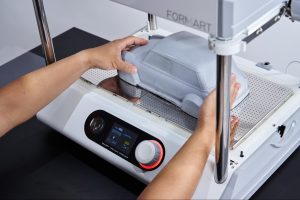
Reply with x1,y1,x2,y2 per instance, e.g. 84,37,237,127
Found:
119,36,148,50
116,59,137,74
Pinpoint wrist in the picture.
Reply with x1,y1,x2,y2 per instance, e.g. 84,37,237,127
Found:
76,49,93,70
195,123,215,136
194,126,214,152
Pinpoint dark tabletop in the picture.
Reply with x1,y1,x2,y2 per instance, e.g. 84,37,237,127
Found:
0,27,299,199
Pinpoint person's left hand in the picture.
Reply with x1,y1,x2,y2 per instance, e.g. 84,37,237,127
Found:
83,36,148,73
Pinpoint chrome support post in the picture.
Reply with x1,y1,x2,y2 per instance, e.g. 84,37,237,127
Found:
215,55,232,184
32,0,56,65
148,13,158,31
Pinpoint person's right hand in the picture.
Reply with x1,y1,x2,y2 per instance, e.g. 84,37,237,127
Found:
82,36,148,73
195,74,240,150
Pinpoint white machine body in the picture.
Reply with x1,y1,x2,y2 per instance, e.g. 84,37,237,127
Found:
37,28,300,199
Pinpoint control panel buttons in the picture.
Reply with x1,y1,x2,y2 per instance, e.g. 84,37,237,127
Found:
89,116,105,134
135,140,164,170
85,110,165,171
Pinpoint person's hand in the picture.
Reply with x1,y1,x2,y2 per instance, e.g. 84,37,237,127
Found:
83,36,148,73
195,74,240,150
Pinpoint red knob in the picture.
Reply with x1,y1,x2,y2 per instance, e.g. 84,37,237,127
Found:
135,140,164,170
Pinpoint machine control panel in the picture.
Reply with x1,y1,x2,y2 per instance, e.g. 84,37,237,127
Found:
84,110,165,171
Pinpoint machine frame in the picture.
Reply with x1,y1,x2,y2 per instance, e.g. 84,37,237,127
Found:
32,0,300,198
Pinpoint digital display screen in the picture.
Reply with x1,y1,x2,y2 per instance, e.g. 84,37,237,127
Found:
105,123,138,156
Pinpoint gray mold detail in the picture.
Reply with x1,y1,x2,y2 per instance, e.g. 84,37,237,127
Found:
120,31,249,118
292,0,300,21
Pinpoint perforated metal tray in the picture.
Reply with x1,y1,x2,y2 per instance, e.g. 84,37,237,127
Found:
81,69,293,148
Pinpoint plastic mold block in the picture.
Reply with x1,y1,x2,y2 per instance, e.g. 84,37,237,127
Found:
119,31,249,118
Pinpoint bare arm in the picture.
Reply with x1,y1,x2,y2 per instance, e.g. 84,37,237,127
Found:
0,36,148,137
139,75,240,199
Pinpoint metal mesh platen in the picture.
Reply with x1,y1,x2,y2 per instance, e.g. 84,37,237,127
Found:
231,73,293,147
81,69,117,85
81,69,293,148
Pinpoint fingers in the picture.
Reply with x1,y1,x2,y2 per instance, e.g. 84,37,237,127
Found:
230,116,239,134
118,36,148,50
112,36,147,73
115,59,137,74
230,116,239,147
229,75,240,147
230,74,240,108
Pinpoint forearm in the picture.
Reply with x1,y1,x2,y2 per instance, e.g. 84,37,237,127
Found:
0,51,90,136
139,128,212,199
0,36,148,137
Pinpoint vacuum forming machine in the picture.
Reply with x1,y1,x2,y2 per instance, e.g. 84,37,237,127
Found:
32,0,300,198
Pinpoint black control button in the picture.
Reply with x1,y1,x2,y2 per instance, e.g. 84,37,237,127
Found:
278,125,286,138
89,117,105,134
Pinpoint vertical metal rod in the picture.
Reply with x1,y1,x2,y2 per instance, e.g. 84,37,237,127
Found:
215,55,232,184
32,0,56,65
148,13,158,31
